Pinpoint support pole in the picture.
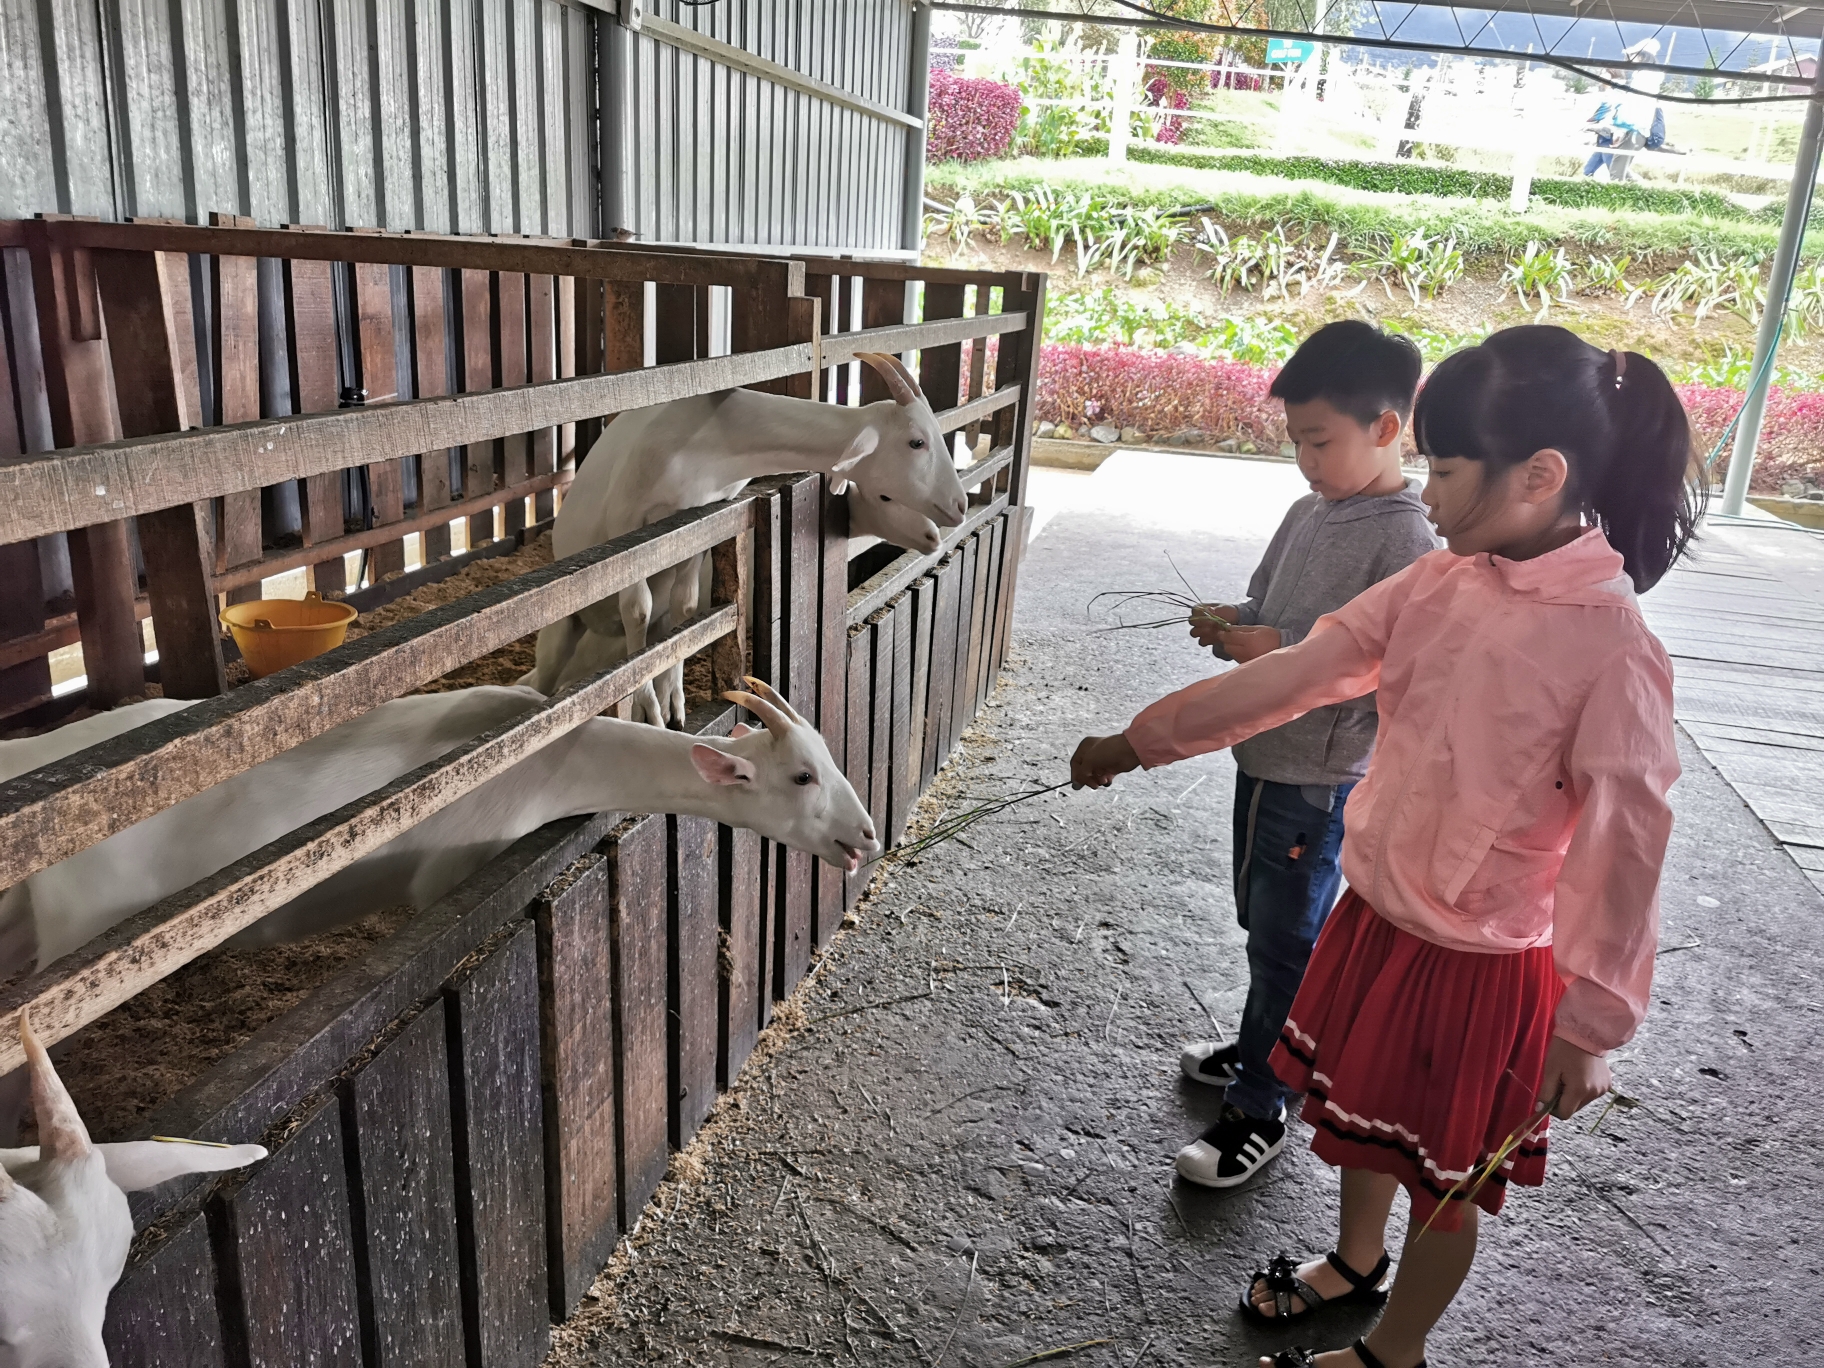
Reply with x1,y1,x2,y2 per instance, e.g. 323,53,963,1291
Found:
1108,29,1138,163
1722,63,1824,516
900,1,933,255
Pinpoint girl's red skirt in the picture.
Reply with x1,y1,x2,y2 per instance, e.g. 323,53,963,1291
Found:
1268,890,1563,1232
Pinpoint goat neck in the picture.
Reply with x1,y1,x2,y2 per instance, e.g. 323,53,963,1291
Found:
539,719,742,824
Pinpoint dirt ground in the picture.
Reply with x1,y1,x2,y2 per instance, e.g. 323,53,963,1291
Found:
544,455,1820,1367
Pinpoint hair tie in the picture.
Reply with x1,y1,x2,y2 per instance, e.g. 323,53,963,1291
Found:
1611,349,1627,386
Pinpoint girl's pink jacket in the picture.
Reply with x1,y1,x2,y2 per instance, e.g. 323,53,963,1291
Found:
1127,528,1678,1056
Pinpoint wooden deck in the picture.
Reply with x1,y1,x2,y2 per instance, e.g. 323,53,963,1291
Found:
1645,513,1824,897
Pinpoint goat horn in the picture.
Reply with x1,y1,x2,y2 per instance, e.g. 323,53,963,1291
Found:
741,675,811,727
20,1007,91,1162
856,352,922,406
721,689,793,737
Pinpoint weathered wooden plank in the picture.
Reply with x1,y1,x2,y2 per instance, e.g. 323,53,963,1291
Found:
868,614,893,876
461,268,497,547
843,624,871,909
353,255,408,581
922,555,961,787
537,852,619,1316
655,282,700,364
670,813,719,1148
889,592,915,846
959,527,991,743
210,227,263,605
212,1099,364,1368
24,218,144,704
992,507,1032,681
0,255,48,715
611,815,670,1228
995,278,1045,504
918,281,967,415
719,822,763,1087
343,1002,465,1368
907,575,936,806
0,603,740,1072
445,922,549,1368
103,1215,226,1367
975,514,1006,713
410,264,455,563
776,473,820,991
529,273,558,522
814,476,849,946
845,464,1010,626
495,271,530,535
283,249,346,596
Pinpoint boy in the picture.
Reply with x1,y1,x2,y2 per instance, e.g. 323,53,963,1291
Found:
1153,321,1437,1187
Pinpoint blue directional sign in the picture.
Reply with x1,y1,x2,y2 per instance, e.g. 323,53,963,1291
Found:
1264,39,1316,63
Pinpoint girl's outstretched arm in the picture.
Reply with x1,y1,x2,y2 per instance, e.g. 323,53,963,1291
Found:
1550,631,1680,1058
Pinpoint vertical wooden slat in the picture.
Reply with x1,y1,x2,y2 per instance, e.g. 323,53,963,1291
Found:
995,274,1046,506
888,592,915,847
951,533,985,755
803,270,834,399
211,215,263,606
409,265,454,563
212,1100,364,1367
867,614,893,884
572,275,604,460
283,245,346,597
343,1003,465,1368
813,477,849,947
992,506,1033,681
529,273,558,522
25,218,144,705
670,814,719,1149
708,526,751,697
653,282,697,364
494,269,529,535
555,272,577,486
907,575,937,814
351,252,407,583
919,282,967,414
975,516,1007,713
0,254,50,716
856,278,904,403
719,822,764,1087
611,815,670,1229
103,1217,226,1367
843,623,871,910
775,473,820,994
922,558,961,787
460,268,496,548
446,922,549,1368
536,854,618,1317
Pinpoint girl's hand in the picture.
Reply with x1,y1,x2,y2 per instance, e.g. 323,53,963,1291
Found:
1219,624,1282,664
1540,1035,1612,1119
1071,734,1141,790
1189,604,1239,648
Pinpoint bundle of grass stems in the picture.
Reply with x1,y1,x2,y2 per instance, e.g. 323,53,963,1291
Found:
1416,1089,1561,1238
1088,553,1226,634
869,779,1073,866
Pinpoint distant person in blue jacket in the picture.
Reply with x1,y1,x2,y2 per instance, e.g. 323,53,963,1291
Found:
1584,41,1664,181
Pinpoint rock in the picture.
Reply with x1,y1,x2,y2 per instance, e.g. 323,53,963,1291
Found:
1054,424,1074,440
1279,442,1296,458
1171,428,1206,447
1240,442,1258,454
1119,426,1141,444
1035,420,1057,438
1809,491,1824,502
1782,480,1807,498
1168,340,1202,356
1216,438,1239,453
1089,424,1120,444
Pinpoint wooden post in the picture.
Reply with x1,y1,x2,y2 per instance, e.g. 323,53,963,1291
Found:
494,270,530,536
813,475,849,946
708,527,751,696
856,278,905,403
282,235,347,597
653,283,698,364
609,815,669,1229
918,282,968,415
670,813,719,1148
25,216,146,705
103,1217,227,1367
460,270,497,550
572,276,605,461
888,593,915,846
718,822,764,1088
994,273,1046,507
348,241,407,583
409,265,455,564
211,214,264,605
0,260,51,717
774,474,820,992
529,273,558,523
843,624,871,910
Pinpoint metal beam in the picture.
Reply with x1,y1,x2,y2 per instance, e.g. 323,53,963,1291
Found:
1723,60,1824,513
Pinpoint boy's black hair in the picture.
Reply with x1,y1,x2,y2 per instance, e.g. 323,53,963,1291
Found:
1268,320,1423,426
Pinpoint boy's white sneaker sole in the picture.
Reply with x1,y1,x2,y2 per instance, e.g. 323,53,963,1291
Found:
1175,1105,1287,1188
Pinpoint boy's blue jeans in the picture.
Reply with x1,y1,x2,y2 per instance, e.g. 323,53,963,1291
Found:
1226,768,1353,1120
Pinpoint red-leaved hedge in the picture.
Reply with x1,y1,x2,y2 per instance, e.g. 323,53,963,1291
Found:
1036,344,1285,448
1035,345,1824,492
926,72,1022,163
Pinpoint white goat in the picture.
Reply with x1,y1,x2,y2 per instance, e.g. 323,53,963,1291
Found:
527,353,970,723
0,678,874,976
1,1010,265,1368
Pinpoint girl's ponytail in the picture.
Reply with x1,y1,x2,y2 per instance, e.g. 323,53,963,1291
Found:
1413,326,1706,594
1593,348,1706,593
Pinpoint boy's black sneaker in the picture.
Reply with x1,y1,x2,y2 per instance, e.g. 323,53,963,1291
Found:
1175,1102,1287,1188
1179,1039,1240,1087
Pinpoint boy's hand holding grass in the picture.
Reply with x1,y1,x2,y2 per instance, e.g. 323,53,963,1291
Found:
1190,605,1281,664
1188,603,1239,647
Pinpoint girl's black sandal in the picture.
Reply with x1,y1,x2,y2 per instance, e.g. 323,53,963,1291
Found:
1265,1340,1427,1368
1238,1250,1393,1325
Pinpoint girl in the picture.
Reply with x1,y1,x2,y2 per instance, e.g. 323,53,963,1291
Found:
1071,326,1702,1368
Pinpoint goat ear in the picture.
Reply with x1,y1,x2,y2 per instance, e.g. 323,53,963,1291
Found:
98,1139,268,1193
729,722,755,739
20,1008,90,1162
691,742,756,787
831,426,878,474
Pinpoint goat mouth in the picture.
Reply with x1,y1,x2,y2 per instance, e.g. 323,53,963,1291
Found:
836,841,863,872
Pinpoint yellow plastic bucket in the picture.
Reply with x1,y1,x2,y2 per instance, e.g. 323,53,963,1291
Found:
220,591,358,679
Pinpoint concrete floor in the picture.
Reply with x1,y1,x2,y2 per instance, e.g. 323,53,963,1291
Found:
548,453,1819,1367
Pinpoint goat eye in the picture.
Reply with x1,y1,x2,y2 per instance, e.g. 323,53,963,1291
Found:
793,771,815,786
909,438,926,449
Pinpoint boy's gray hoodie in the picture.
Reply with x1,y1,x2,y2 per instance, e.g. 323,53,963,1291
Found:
1224,479,1438,791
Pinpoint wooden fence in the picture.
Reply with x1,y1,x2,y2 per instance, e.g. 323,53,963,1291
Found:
0,218,1044,1364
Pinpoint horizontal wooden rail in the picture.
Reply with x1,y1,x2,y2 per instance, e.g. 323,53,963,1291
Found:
799,258,1042,289
935,385,1019,435
0,603,738,1075
211,470,568,593
848,449,1014,626
0,498,756,890
33,219,806,292
0,600,153,674
823,312,1028,366
0,347,811,544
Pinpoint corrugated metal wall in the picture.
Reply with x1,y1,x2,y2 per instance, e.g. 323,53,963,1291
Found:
604,0,918,254
0,0,597,236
